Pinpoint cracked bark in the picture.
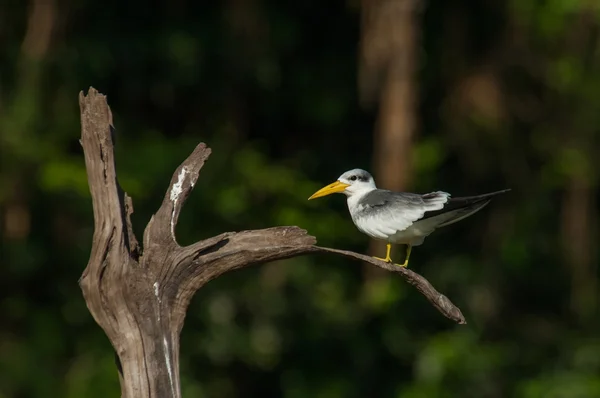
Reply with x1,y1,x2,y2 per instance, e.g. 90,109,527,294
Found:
79,87,465,398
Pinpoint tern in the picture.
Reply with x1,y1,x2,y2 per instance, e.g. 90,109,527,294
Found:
308,169,509,267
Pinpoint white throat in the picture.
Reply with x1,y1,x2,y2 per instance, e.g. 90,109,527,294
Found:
346,186,376,214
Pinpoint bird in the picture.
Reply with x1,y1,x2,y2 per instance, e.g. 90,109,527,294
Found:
308,168,510,268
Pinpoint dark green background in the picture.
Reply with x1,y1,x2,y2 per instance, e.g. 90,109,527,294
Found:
1,0,599,397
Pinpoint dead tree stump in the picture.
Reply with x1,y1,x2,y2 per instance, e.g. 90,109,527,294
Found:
78,87,465,398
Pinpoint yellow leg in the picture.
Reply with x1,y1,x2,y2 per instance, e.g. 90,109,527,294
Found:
373,243,392,263
398,245,412,268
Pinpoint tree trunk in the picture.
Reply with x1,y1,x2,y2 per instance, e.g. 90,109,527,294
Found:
359,0,422,272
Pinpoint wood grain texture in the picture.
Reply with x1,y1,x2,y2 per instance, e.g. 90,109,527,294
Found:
79,87,465,398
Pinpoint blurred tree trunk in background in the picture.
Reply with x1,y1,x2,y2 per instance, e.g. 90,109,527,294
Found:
561,167,597,322
557,8,599,324
359,0,422,275
1,0,56,240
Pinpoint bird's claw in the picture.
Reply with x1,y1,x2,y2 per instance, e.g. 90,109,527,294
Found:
372,256,392,263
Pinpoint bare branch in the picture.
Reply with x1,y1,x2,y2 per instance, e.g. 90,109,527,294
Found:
170,227,465,325
79,88,121,229
79,87,134,325
144,143,212,249
309,247,465,324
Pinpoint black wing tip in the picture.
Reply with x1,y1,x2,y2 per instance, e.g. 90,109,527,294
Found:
472,188,511,198
449,188,511,204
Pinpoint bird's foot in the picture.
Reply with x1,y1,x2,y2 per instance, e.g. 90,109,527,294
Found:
373,256,392,263
395,245,411,268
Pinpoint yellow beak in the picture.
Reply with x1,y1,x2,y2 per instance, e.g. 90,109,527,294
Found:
308,180,350,200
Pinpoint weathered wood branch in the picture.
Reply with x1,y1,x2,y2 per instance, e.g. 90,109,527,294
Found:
79,87,465,398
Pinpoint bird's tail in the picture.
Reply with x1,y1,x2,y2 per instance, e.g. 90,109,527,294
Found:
422,189,511,228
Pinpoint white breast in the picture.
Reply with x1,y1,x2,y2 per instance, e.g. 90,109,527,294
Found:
352,212,432,245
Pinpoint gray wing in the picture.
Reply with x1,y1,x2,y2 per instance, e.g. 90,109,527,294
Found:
354,189,510,239
354,190,450,237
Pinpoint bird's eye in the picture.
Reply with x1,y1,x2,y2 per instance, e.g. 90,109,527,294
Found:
350,176,357,181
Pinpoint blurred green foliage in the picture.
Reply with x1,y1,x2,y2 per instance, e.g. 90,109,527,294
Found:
1,0,599,397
